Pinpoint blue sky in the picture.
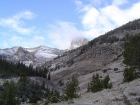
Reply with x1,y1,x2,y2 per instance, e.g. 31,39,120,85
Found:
0,0,140,49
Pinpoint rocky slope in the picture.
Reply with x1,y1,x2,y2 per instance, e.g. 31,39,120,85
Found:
51,79,140,105
41,19,140,94
0,45,64,67
36,55,140,105
47,19,140,105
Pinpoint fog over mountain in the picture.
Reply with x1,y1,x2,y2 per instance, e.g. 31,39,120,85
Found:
69,37,88,50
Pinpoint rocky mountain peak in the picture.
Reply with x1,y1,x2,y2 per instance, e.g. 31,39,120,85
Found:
69,37,88,50
0,45,65,67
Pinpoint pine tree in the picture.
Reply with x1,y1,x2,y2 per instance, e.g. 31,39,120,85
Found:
88,74,102,93
50,90,60,103
41,81,45,89
123,33,140,75
88,74,112,93
64,75,79,100
102,75,112,89
123,67,137,82
48,72,51,80
0,81,18,105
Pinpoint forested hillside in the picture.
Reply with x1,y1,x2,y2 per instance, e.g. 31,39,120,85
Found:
0,58,50,79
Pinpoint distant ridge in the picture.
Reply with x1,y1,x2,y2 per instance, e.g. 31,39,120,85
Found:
0,45,64,67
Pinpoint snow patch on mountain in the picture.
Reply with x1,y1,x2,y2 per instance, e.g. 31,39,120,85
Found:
0,45,64,67
35,51,57,58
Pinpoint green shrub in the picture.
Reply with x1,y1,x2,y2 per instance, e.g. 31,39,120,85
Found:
88,74,112,93
103,70,107,73
88,74,103,93
114,68,119,71
123,67,137,82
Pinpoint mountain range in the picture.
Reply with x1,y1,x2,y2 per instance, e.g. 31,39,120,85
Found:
0,45,64,67
1,19,140,104
0,37,89,67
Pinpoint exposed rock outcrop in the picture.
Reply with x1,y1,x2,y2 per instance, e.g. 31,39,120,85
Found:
69,38,88,50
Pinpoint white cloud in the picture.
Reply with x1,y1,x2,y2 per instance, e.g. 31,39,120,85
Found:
87,0,105,6
0,34,24,48
46,21,85,49
34,36,45,41
24,36,46,47
102,1,140,25
45,0,140,49
0,11,36,35
112,0,128,6
10,35,23,47
75,0,140,39
10,35,46,48
11,35,23,42
2,42,9,48
82,7,99,29
75,0,83,9
0,11,48,48
1,0,140,50
13,11,36,20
